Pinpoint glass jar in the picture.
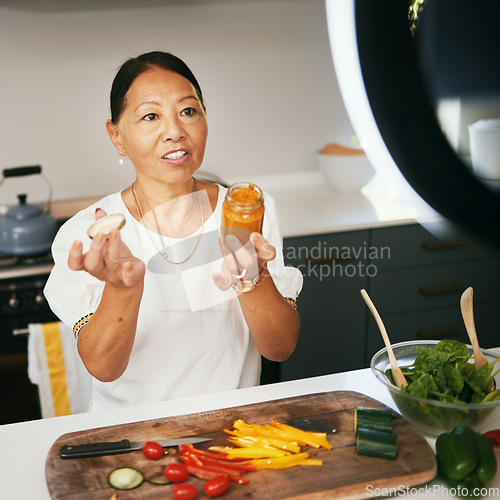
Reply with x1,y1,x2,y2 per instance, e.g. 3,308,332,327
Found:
221,182,265,244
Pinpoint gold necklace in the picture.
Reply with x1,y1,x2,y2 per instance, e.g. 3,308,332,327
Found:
131,178,205,265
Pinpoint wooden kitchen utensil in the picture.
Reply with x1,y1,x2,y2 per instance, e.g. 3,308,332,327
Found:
460,287,492,389
360,289,408,388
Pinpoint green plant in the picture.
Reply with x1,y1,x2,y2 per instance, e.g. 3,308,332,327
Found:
408,0,425,35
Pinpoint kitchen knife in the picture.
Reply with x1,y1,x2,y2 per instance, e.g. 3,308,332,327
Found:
60,436,212,459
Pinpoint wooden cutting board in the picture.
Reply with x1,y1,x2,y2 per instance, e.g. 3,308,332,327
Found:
46,391,436,499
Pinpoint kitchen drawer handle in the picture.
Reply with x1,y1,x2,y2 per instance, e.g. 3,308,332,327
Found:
12,328,29,336
307,252,351,264
421,240,465,250
417,327,460,339
419,284,463,296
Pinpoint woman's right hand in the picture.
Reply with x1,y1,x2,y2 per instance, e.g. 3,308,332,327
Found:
68,209,145,288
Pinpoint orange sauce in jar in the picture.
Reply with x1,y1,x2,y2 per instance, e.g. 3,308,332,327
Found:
221,183,265,243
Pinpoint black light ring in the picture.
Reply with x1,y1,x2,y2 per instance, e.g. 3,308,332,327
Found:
354,0,500,249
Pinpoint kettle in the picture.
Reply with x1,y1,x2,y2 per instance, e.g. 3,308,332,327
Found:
0,166,57,257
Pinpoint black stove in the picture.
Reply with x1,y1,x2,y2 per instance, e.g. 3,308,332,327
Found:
0,252,55,333
0,251,57,424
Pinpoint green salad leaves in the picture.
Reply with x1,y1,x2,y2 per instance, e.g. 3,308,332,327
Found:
386,339,500,404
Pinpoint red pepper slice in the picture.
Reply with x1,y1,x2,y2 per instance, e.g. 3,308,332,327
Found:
179,444,220,457
185,464,248,485
186,452,204,467
180,443,254,463
197,456,255,473
179,444,232,460
178,454,203,467
483,429,500,448
185,464,229,480
195,460,243,477
208,446,233,454
179,444,252,485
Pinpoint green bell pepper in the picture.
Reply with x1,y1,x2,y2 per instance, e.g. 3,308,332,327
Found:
475,431,497,484
435,426,497,498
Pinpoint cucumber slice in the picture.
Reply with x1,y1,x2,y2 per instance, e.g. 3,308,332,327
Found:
354,406,392,435
356,428,398,460
108,467,144,490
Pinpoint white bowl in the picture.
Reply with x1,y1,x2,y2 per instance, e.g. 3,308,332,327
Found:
317,152,375,192
468,119,500,180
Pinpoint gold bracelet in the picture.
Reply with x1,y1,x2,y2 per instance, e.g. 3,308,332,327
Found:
232,266,269,293
73,313,94,339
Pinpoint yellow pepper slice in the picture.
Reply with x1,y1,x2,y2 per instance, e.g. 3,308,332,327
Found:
270,421,333,450
228,419,332,453
233,420,300,442
224,445,289,459
232,419,312,447
299,459,324,466
251,452,322,470
225,430,301,453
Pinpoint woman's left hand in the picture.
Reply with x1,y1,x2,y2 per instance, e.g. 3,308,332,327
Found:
213,232,276,291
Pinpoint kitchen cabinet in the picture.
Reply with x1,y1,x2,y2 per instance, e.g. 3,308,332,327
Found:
279,230,371,381
278,222,500,382
365,223,500,362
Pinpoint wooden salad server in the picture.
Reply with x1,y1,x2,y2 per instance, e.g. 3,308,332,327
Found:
460,287,492,389
360,289,408,388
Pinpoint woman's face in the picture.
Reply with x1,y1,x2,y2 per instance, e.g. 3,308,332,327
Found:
107,66,208,187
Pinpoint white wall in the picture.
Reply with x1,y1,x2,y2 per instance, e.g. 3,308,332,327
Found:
0,0,352,205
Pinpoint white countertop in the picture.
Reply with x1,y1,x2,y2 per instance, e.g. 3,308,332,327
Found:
1,364,498,499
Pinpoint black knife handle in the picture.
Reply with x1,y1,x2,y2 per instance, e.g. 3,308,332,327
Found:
60,439,132,459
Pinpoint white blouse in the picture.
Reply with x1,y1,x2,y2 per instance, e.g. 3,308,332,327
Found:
44,185,303,412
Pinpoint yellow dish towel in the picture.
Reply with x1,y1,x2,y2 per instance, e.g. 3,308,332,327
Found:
28,322,92,418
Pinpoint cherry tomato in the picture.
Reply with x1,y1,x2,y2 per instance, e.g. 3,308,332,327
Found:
173,482,199,500
204,474,231,497
141,441,164,460
164,463,189,483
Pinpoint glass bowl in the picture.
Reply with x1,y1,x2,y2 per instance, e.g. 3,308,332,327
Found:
370,340,500,437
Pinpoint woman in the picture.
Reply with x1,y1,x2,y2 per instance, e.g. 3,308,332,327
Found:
44,51,302,412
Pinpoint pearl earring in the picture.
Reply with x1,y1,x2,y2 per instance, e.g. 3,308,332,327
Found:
118,155,126,165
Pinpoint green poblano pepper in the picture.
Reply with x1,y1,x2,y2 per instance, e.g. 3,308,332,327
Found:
435,426,497,498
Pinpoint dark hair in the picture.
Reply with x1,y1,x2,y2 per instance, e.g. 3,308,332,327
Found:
109,51,204,124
